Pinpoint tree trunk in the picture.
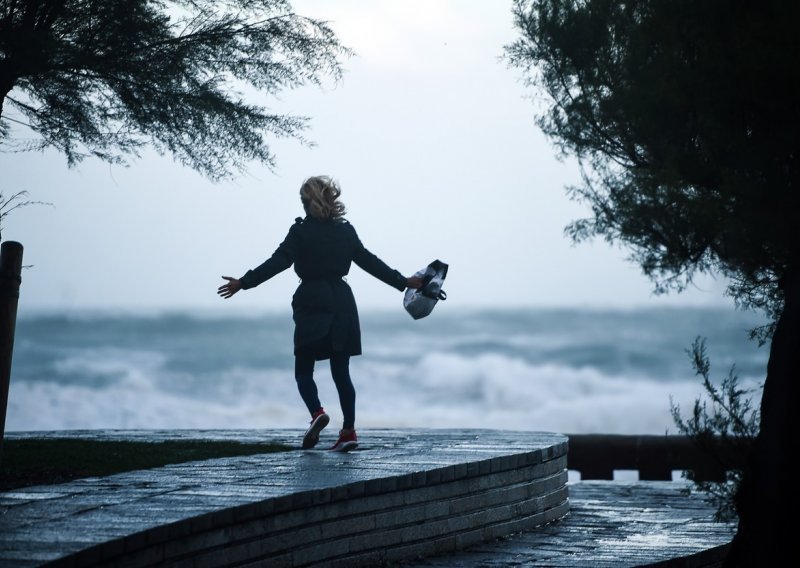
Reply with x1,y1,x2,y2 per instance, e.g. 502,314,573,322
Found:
0,65,14,121
725,268,798,566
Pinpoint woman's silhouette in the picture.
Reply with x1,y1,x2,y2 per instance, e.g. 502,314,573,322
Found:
218,176,423,451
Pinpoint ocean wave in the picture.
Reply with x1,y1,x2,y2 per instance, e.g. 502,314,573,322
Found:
5,349,763,435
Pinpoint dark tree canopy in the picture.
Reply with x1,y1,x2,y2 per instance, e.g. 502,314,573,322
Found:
0,0,352,180
506,1,799,565
506,0,800,333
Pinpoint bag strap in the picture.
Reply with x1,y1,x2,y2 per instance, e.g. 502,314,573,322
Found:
421,289,447,301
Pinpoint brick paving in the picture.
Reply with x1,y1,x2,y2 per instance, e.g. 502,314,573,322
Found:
396,481,734,567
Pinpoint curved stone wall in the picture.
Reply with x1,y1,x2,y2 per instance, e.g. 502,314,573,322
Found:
28,430,569,567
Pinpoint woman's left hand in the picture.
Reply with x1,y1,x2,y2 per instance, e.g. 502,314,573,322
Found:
218,276,242,299
406,276,424,289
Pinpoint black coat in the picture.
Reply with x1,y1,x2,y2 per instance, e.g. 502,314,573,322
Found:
239,216,407,359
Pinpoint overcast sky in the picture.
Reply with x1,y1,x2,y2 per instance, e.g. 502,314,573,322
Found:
1,0,731,315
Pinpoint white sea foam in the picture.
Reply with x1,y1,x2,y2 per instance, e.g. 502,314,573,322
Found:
53,347,167,378
349,351,763,434
6,347,763,435
6,368,299,430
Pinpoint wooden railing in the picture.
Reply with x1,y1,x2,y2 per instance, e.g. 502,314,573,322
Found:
565,434,751,482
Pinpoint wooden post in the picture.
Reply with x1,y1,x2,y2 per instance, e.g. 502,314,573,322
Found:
0,240,23,465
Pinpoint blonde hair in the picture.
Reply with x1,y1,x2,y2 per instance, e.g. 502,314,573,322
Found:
300,176,346,219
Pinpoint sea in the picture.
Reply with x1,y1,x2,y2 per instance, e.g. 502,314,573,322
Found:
5,306,770,436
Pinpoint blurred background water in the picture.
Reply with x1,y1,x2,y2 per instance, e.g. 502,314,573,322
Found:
7,306,768,435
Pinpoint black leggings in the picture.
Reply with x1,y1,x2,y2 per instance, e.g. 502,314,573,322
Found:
295,352,355,429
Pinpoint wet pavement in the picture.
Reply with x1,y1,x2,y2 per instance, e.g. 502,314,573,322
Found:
0,429,734,567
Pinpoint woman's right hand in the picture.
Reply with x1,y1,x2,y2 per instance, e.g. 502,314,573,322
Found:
217,276,242,299
406,276,424,289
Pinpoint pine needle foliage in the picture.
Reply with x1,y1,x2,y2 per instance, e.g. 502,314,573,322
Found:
504,0,799,335
670,337,760,523
0,189,50,241
0,0,352,180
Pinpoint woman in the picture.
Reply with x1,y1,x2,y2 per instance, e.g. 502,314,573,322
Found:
217,176,423,452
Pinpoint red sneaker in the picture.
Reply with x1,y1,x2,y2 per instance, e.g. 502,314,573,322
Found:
329,429,358,452
302,408,329,449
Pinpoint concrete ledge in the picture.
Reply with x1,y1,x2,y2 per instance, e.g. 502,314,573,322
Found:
0,429,569,567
